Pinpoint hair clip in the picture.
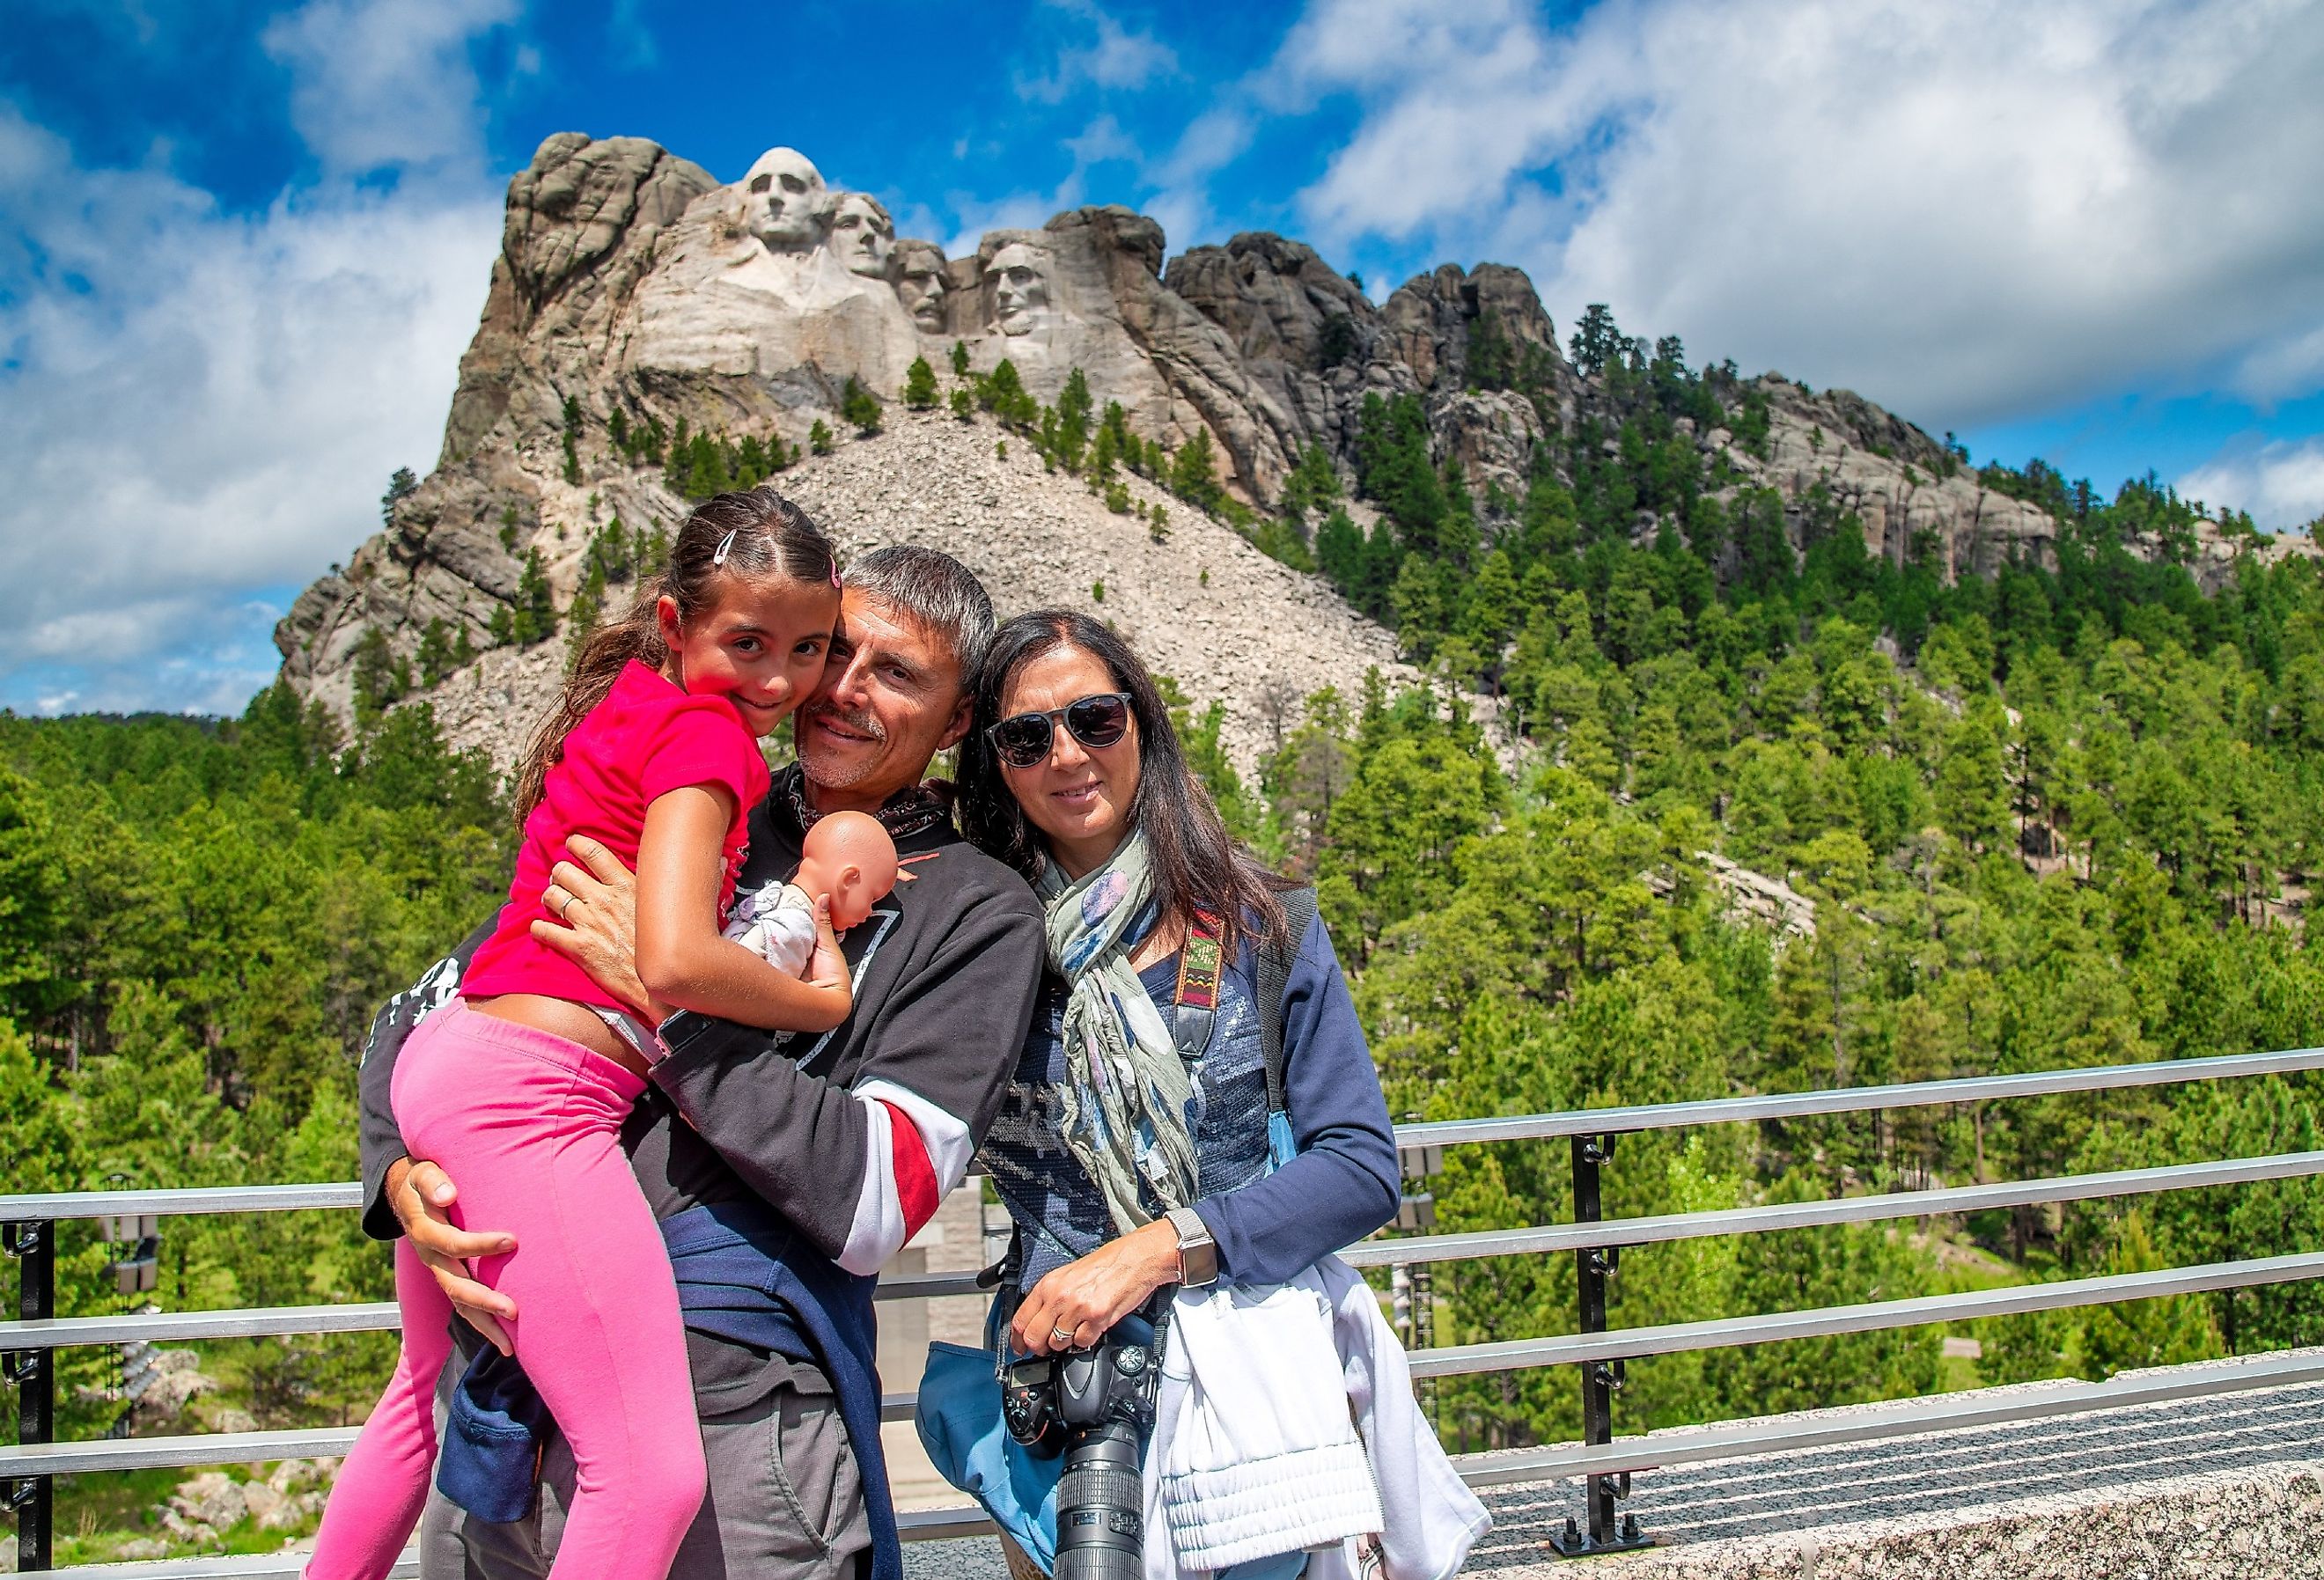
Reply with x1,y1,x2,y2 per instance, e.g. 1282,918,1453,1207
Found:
713,528,739,566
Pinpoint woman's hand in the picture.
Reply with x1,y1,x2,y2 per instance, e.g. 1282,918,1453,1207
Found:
1011,1218,1183,1356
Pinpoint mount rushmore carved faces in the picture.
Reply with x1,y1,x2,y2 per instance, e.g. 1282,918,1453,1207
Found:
893,241,949,334
830,192,895,281
742,146,828,254
987,242,1053,337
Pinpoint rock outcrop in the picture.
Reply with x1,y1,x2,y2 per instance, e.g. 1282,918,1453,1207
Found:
412,410,1408,776
276,130,2314,745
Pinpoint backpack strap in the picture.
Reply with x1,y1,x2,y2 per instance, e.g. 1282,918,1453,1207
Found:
1257,887,1320,1118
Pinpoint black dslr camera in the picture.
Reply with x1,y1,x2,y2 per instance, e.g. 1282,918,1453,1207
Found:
1003,1312,1163,1580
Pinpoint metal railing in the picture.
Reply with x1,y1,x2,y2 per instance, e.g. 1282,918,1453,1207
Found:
9,1045,2324,1572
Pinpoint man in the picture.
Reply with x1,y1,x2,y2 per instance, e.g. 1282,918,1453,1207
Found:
357,544,1045,1579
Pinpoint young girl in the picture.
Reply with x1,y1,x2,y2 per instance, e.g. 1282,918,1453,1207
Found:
311,487,851,1580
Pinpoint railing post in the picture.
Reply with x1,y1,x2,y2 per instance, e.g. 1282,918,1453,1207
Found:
5,1217,55,1570
1398,1139,1445,1426
1551,1135,1646,1558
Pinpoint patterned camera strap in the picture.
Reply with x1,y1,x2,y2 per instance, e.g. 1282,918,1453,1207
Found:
1170,913,1225,1063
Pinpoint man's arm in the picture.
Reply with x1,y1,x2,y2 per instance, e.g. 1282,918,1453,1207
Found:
652,881,1047,1273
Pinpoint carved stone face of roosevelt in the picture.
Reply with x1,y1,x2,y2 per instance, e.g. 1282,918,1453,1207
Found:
892,241,948,333
829,192,894,279
741,147,827,254
987,242,1051,337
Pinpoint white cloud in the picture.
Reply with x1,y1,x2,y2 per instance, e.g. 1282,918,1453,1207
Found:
261,0,519,179
1019,0,1180,105
0,0,509,716
2183,437,2324,533
1274,0,2324,430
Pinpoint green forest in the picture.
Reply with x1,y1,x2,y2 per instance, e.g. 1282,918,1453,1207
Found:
9,318,2324,1554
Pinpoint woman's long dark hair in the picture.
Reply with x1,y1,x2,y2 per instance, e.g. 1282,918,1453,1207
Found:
511,486,836,816
959,610,1291,961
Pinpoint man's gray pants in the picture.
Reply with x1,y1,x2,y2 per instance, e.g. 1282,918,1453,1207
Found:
415,1363,872,1579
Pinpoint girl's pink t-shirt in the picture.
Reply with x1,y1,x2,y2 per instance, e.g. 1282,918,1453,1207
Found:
465,661,772,1010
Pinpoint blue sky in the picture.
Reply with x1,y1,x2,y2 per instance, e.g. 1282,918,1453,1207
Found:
5,0,2323,717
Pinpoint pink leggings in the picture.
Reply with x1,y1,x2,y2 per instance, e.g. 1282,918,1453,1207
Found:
309,1000,705,1579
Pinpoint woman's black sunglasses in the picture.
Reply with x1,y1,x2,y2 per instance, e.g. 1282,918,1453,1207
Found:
988,692,1134,768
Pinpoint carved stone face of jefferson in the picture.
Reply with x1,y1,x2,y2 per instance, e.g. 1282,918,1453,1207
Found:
741,147,828,254
892,241,949,333
830,192,895,280
987,242,1052,337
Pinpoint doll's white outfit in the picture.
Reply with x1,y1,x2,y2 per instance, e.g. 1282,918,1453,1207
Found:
724,880,819,976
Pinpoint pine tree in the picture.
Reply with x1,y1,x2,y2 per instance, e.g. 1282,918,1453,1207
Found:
981,360,1035,430
1467,309,1511,392
512,548,557,645
1056,368,1093,471
841,377,883,436
416,618,454,687
379,467,418,526
951,387,974,422
810,419,834,456
564,562,607,673
903,356,939,410
351,628,401,725
951,340,971,378
1569,303,1626,378
561,394,585,485
1170,427,1224,513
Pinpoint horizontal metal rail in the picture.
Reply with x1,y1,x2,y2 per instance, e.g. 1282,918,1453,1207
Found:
1395,1046,2324,1149
1454,1346,2324,1484
1341,1150,2324,1268
11,1046,2322,1229
14,1251,2322,1483
36,1350,2324,1578
1408,1249,2324,1378
12,1151,2307,1354
0,1276,988,1354
0,1182,363,1222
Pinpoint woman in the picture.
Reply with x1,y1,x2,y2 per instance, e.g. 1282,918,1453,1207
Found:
958,608,1402,1378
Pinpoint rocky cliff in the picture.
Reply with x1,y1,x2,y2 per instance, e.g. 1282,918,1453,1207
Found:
276,132,2311,752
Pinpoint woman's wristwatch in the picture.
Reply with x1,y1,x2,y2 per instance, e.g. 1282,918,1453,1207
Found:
1165,1207,1218,1287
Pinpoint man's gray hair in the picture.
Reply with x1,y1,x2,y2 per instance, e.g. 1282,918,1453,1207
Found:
844,544,997,680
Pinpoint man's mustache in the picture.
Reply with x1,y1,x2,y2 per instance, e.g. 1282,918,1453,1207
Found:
805,701,886,743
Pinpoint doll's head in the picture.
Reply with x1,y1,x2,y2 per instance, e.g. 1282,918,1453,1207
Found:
795,810,900,931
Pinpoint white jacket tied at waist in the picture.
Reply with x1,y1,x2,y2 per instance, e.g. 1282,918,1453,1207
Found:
1143,1255,1490,1580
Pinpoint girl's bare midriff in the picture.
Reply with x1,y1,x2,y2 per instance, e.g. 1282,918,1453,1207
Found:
468,994,656,1079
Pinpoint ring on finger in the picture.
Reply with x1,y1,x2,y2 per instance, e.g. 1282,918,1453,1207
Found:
1048,1321,1077,1349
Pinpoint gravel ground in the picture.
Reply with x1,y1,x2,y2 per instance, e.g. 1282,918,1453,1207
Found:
1467,1378,2324,1568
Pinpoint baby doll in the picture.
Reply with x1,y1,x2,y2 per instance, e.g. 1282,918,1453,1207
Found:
725,809,900,974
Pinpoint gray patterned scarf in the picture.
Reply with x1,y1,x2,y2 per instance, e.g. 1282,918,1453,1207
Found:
1035,831,1198,1234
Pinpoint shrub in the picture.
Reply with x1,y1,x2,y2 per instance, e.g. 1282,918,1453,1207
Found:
903,356,939,410
841,378,883,437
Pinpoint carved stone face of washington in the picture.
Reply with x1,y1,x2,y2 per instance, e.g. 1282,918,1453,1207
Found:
830,192,894,280
742,147,827,254
988,242,1052,336
893,241,949,333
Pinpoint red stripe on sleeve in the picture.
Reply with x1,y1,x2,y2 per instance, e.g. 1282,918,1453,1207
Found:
880,1099,943,1238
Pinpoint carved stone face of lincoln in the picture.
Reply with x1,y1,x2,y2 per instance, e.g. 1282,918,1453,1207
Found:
741,147,828,254
829,192,895,280
987,242,1052,336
